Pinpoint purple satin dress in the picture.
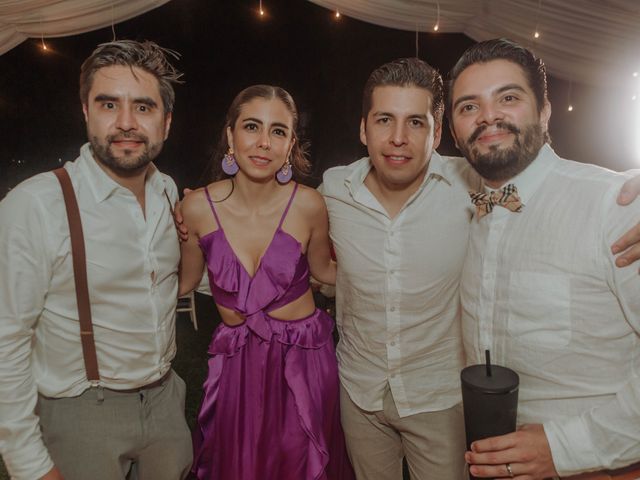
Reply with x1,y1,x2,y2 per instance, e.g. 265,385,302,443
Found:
191,183,354,480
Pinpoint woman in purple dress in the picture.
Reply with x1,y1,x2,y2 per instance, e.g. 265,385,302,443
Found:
178,85,354,480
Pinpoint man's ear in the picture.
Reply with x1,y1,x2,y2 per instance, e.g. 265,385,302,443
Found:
359,118,367,146
163,112,172,140
540,100,551,134
82,103,89,123
433,120,443,150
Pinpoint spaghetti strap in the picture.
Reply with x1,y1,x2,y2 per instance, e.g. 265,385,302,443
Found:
203,187,222,229
277,183,298,229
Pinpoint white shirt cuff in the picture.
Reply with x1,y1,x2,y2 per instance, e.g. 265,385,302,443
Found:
544,416,600,476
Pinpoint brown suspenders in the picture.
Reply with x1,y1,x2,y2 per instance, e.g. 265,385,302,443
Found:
52,168,100,381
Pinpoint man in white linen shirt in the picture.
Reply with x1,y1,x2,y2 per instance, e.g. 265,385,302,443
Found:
449,38,640,479
0,40,192,480
320,58,481,480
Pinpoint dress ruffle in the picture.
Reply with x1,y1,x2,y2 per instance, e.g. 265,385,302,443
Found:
192,309,353,480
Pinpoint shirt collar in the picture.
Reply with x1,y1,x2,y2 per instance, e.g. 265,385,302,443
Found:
344,150,452,200
484,143,557,205
77,142,166,203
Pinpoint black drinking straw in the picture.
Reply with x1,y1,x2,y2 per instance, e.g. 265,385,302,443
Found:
485,349,492,377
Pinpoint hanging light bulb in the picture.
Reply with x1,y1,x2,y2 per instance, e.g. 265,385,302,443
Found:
533,0,542,39
567,105,573,112
433,23,439,31
40,33,47,51
259,0,265,16
433,1,441,32
335,10,341,19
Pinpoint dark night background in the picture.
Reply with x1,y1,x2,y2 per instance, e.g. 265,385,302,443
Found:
1,0,638,199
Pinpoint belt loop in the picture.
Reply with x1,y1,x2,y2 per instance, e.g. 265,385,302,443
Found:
96,385,104,404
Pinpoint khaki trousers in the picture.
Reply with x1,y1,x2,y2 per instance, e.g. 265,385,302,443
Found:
37,370,193,480
340,384,466,480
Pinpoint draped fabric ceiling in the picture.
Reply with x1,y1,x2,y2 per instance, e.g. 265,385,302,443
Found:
1,1,638,88
0,0,170,56
308,0,640,88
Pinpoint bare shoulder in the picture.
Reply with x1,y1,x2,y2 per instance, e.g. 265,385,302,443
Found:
294,184,327,215
207,179,235,201
181,185,214,227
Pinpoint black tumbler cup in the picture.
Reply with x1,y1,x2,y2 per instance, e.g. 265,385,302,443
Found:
461,359,519,480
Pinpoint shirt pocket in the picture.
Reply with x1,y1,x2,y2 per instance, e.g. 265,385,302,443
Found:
507,272,571,347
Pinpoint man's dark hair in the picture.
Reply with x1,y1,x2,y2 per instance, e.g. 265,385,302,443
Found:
79,40,183,114
362,57,444,122
447,38,548,121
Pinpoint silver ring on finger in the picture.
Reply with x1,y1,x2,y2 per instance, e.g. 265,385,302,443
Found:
506,462,514,478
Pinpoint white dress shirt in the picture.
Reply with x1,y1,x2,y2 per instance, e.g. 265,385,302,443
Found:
0,143,180,480
321,152,480,417
461,144,640,476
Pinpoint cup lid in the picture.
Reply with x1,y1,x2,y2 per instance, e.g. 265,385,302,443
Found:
461,364,519,394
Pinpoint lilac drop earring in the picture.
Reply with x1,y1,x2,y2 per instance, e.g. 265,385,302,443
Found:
221,149,239,176
276,160,293,184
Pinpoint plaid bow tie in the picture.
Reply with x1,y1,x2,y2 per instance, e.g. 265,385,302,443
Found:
469,184,523,218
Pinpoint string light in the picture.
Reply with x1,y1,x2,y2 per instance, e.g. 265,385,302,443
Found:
433,1,440,32
334,10,341,19
533,0,542,39
259,0,265,16
567,80,573,112
40,33,48,51
111,1,117,41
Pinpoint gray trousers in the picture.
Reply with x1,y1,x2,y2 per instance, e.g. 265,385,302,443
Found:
37,370,193,480
340,384,467,480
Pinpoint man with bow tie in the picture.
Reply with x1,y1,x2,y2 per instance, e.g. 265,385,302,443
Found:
449,38,640,480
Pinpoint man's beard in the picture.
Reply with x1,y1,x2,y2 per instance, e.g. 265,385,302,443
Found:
89,131,163,176
458,121,545,183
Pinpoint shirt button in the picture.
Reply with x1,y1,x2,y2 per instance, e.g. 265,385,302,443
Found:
390,270,395,275
390,306,396,312
390,341,396,347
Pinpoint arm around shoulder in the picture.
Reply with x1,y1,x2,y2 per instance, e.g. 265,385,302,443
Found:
178,189,208,296
301,187,336,285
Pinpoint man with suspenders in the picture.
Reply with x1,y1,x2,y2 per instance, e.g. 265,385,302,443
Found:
0,40,192,480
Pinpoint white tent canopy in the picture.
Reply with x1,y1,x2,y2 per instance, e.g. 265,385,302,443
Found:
1,1,638,88
0,0,170,55
308,0,640,88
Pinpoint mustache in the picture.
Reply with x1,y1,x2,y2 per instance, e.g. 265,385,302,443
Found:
468,122,521,145
107,132,148,144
